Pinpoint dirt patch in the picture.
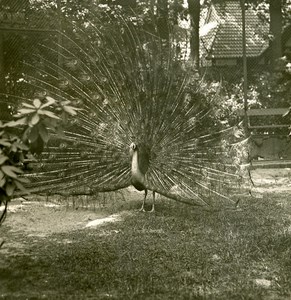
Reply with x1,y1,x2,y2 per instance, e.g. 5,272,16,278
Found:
250,168,291,193
0,197,133,259
1,200,104,235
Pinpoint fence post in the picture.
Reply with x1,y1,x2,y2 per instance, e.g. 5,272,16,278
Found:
57,0,63,75
241,0,249,134
0,32,4,93
0,32,10,121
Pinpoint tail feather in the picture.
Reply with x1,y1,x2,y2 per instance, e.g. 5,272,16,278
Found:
6,10,249,205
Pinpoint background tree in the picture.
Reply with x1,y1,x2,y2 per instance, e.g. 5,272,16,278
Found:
157,0,170,40
249,0,290,107
269,0,282,68
187,0,201,74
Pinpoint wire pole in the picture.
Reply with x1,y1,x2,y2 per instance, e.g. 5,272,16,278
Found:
241,0,249,133
0,33,4,93
0,32,7,120
57,0,63,76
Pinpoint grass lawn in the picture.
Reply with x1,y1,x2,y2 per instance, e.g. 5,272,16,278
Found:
0,191,291,299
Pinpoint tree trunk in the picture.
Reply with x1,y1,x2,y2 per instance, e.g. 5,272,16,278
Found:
269,0,282,69
157,0,169,40
187,0,200,74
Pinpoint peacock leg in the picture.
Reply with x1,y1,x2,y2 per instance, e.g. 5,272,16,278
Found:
139,189,147,212
150,191,155,212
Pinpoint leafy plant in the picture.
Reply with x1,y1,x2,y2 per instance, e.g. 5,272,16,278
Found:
0,96,80,227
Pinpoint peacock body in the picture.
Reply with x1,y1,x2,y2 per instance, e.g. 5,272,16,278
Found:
4,9,248,208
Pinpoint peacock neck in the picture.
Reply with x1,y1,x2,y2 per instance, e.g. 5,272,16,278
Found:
131,150,144,183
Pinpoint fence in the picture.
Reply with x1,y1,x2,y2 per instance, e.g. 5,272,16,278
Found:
241,108,291,166
0,0,59,121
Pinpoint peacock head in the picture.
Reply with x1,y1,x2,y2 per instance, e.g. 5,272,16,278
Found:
129,142,137,155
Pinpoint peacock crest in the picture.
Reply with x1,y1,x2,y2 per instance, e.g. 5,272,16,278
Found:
4,9,249,207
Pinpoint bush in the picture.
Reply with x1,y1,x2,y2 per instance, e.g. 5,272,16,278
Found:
0,96,80,226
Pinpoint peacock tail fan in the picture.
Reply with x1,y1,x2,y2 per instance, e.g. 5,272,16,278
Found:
4,8,250,206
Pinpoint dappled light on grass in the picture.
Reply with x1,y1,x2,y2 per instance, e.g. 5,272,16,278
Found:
0,194,291,299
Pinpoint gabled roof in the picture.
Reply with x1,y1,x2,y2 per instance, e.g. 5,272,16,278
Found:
201,1,269,59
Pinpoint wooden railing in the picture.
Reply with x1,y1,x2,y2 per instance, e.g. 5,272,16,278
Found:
239,108,291,168
242,108,290,130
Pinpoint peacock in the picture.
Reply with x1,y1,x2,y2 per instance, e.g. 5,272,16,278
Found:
2,8,248,211
129,142,156,212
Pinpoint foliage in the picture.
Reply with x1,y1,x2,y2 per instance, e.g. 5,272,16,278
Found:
247,0,291,26
252,57,291,108
0,96,80,226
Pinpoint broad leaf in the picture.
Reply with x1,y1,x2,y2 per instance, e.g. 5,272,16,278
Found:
0,155,8,165
14,180,29,193
30,136,44,155
39,109,60,120
18,108,36,115
60,100,71,106
33,98,42,109
0,176,5,188
24,153,37,162
43,118,58,129
18,152,25,163
30,113,40,126
63,105,79,116
6,182,16,196
16,176,30,184
10,143,18,153
0,139,11,147
14,142,29,151
1,165,23,178
41,96,56,108
38,124,49,143
29,125,40,143
9,166,24,173
0,170,4,181
4,117,27,127
22,103,35,109
22,128,29,142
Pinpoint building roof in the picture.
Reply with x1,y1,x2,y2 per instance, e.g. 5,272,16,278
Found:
201,1,269,59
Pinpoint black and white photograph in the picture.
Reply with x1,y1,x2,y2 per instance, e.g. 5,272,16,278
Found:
0,0,291,298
